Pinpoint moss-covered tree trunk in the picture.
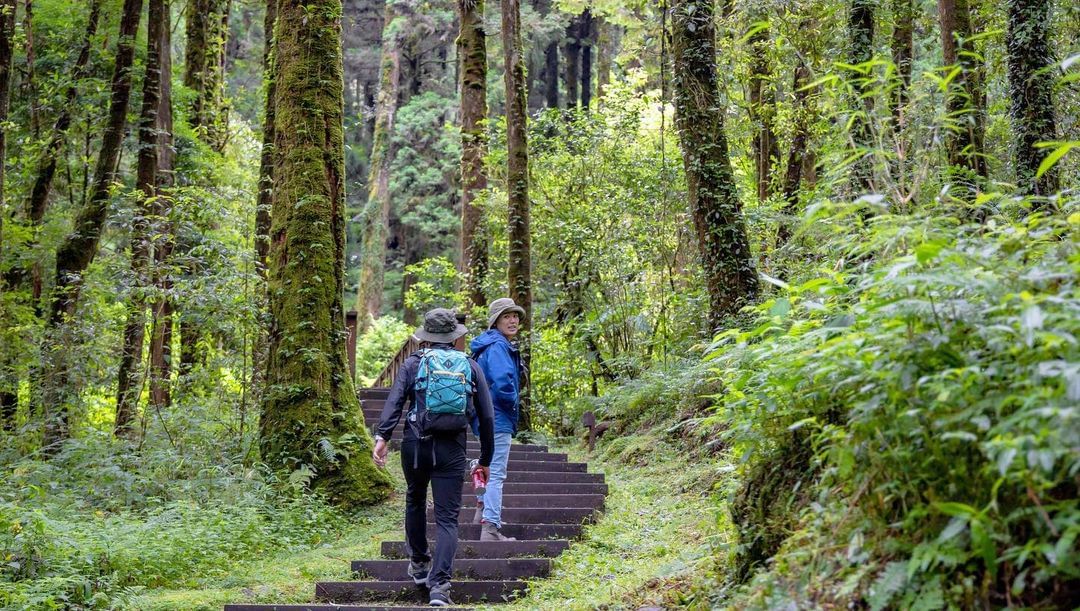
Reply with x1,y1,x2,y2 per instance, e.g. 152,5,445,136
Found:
777,60,812,248
747,12,779,203
563,16,580,110
595,18,618,101
502,0,532,431
261,0,391,506
149,0,175,411
252,0,277,399
939,0,988,190
1006,0,1058,197
115,0,167,438
671,0,759,329
0,0,16,429
356,0,402,329
848,0,874,193
184,0,232,151
580,10,593,110
891,0,913,122
459,0,488,309
41,0,143,450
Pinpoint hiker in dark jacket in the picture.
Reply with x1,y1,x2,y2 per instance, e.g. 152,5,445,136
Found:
468,297,525,541
372,308,496,607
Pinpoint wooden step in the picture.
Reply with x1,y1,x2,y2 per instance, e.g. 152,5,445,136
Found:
381,539,570,559
389,439,549,452
425,522,584,540
461,493,605,509
430,506,597,524
316,580,526,604
463,481,608,495
464,471,604,483
352,558,551,580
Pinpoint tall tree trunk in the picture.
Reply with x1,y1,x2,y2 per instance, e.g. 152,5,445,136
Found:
184,0,232,151
748,12,779,202
115,0,166,438
579,10,593,110
356,0,401,328
21,0,37,137
939,0,988,187
671,0,758,329
261,0,392,506
891,0,913,122
777,61,812,247
149,0,174,410
502,0,532,431
42,0,144,450
563,16,580,110
458,0,488,309
0,0,17,430
544,42,558,108
253,0,277,400
256,0,277,278
848,0,874,192
1006,0,1058,197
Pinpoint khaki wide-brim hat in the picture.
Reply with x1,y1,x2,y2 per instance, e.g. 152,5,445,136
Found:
414,308,468,343
487,297,526,329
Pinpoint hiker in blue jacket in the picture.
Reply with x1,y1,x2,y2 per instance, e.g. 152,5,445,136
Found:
469,297,525,541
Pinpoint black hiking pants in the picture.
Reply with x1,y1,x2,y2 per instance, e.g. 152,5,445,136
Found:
401,436,466,588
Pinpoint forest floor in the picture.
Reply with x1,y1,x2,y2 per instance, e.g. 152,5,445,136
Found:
131,435,726,611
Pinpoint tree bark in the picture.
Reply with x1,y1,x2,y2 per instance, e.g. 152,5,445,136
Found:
21,0,37,137
939,0,988,187
42,0,144,450
1006,0,1058,197
261,0,392,506
671,0,758,329
502,0,532,431
580,10,593,111
777,61,812,247
149,0,174,410
747,12,779,202
544,42,558,108
848,0,874,192
184,0,232,151
891,0,913,122
115,0,166,438
356,0,402,328
595,18,618,101
458,0,488,309
0,0,17,429
563,16,580,110
256,0,277,278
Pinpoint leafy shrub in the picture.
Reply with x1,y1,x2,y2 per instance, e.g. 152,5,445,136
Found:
704,204,1080,607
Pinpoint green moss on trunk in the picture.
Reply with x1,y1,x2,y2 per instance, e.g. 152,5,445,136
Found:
671,0,759,329
261,0,392,507
458,0,488,308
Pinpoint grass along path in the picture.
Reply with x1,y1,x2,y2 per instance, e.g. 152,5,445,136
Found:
131,437,724,610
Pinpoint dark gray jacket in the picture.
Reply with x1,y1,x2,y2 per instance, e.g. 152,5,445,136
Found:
376,343,496,467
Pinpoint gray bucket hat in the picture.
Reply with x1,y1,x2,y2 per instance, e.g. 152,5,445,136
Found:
414,308,468,343
487,297,526,329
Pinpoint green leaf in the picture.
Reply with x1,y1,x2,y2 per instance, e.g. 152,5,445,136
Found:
1034,141,1078,178
934,501,978,518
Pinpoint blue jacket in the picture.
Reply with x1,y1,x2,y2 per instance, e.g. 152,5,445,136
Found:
470,330,521,435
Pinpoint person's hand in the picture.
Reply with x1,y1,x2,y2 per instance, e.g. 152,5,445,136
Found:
372,438,388,467
472,464,490,483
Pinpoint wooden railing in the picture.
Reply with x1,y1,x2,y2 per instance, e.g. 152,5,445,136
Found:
373,335,420,388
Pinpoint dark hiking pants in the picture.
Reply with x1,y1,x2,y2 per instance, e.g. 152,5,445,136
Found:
401,437,466,588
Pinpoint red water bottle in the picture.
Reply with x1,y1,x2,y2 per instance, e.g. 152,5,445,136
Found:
470,459,487,495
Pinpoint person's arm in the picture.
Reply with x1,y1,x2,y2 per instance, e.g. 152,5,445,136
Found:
477,342,518,410
372,357,415,466
472,361,496,468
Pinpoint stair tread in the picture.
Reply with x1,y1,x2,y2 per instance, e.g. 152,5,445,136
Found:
381,539,571,559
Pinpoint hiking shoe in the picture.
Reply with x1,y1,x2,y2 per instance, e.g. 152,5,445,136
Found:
472,502,484,524
407,560,430,585
480,521,517,541
428,581,453,606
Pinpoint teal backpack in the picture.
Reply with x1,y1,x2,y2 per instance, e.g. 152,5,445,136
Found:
410,348,473,436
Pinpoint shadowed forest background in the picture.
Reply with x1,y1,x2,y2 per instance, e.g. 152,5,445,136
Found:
0,0,1077,608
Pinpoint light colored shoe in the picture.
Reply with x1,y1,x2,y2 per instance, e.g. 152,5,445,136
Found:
428,581,453,606
407,560,429,585
479,521,517,541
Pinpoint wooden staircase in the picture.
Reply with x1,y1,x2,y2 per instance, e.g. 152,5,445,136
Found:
223,387,608,610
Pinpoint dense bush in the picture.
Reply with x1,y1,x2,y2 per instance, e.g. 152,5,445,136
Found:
702,202,1079,608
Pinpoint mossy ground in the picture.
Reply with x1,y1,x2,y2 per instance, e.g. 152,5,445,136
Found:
131,435,728,610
